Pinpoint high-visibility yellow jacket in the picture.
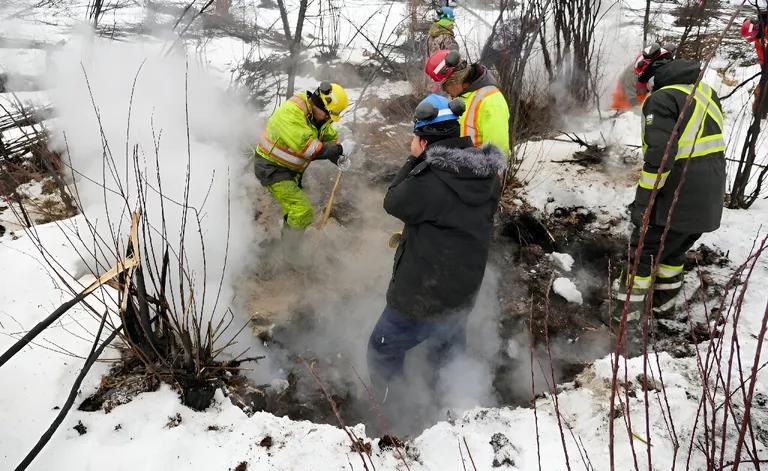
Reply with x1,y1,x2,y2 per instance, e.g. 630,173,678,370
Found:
457,66,510,156
256,92,338,173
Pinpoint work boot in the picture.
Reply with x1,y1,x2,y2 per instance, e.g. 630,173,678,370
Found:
651,272,683,319
606,278,646,328
651,289,681,319
607,276,655,358
623,321,652,358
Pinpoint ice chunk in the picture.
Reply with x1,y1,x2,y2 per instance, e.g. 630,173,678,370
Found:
553,277,583,304
549,252,575,272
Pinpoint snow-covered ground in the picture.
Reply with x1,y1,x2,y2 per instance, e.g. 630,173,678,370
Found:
2,0,768,470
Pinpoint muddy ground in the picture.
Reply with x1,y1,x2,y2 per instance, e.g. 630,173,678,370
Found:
67,91,730,438
84,188,728,439
233,120,730,432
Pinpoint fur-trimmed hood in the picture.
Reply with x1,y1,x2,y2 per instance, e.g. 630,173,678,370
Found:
425,142,507,176
421,139,506,206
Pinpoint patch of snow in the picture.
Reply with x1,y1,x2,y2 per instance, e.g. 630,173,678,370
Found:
15,180,45,198
505,338,521,359
0,48,48,77
549,252,575,272
552,277,583,305
516,137,637,229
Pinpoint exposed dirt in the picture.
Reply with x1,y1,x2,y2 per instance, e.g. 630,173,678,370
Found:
72,421,87,435
0,143,78,231
235,161,732,433
489,197,732,405
378,434,406,451
82,197,731,441
259,436,273,448
78,355,161,413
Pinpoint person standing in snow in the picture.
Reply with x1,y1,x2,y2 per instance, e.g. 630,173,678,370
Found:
254,82,352,265
427,6,459,57
424,49,511,156
740,13,768,118
367,94,506,400
613,55,726,324
610,43,676,113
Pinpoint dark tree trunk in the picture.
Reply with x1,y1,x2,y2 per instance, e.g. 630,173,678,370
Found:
277,0,309,98
643,0,651,46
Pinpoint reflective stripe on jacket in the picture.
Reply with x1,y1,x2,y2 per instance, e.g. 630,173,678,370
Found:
458,85,510,155
638,82,725,191
255,93,338,172
632,59,726,234
653,83,725,159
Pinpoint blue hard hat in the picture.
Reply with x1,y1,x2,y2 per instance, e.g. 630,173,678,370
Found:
413,94,464,131
439,6,454,20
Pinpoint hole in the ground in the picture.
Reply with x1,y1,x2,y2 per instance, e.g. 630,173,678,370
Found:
231,205,635,435
240,207,729,436
79,206,730,440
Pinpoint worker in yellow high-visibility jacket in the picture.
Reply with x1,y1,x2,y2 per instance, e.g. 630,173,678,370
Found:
254,82,350,263
424,49,510,156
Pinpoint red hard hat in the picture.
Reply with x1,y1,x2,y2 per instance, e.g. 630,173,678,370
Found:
425,49,462,82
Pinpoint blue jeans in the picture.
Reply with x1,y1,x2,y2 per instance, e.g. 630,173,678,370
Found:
367,305,468,395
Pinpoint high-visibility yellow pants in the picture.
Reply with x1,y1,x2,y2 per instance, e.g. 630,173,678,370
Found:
267,178,314,229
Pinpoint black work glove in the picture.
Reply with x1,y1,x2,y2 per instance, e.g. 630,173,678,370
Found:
316,143,343,164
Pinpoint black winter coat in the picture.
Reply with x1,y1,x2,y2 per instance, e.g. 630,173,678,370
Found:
384,137,506,320
631,59,726,233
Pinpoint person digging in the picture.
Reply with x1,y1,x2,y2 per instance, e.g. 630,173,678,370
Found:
254,81,354,267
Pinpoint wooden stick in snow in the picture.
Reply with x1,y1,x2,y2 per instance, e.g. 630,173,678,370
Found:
0,212,141,368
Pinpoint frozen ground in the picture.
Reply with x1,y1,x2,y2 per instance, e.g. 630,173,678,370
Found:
1,0,768,470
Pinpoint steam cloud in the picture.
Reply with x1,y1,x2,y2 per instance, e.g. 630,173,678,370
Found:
45,30,262,344
43,29,509,437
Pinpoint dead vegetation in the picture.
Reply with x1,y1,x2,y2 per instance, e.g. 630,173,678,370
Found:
1,104,78,229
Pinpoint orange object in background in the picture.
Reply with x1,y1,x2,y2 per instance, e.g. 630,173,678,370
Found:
610,81,648,112
741,15,768,118
611,82,632,112
610,62,649,112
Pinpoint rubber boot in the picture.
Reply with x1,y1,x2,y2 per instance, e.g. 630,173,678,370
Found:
608,278,649,357
652,275,683,319
607,278,646,327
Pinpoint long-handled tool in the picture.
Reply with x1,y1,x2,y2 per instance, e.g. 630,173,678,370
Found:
318,168,344,228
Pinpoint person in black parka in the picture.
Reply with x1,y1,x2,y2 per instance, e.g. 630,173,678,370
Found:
614,55,726,324
367,94,506,399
